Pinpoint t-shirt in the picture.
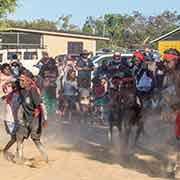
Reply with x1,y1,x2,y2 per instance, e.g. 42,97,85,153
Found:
77,58,93,79
63,79,78,96
20,87,42,122
6,91,21,122
94,85,105,98
39,64,59,97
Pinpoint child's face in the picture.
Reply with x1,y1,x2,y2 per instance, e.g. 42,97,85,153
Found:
164,60,176,71
19,79,31,88
3,66,11,76
70,72,76,79
101,79,106,85
4,83,13,94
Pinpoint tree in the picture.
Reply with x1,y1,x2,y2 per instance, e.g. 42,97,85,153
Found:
104,14,124,47
4,19,58,30
0,0,17,18
56,15,80,32
82,16,95,34
146,11,180,39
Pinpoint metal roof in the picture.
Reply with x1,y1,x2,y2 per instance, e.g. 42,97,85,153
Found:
150,27,180,44
0,27,110,41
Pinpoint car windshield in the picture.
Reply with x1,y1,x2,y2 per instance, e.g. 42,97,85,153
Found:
91,55,101,61
24,52,38,60
7,52,22,60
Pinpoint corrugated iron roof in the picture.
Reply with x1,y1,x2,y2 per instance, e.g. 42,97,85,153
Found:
0,27,110,41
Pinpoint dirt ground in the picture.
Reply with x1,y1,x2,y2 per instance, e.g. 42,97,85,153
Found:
0,110,178,180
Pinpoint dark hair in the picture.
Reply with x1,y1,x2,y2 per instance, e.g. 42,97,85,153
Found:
21,68,34,79
1,63,11,71
66,69,76,81
48,58,56,65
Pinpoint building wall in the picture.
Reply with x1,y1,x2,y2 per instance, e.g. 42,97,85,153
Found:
158,41,180,55
43,35,96,57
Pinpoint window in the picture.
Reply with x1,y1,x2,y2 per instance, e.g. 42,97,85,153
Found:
7,52,22,60
97,57,113,66
24,52,38,60
68,42,83,54
121,56,132,62
0,54,2,62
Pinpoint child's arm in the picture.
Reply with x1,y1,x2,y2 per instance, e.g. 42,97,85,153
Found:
41,102,48,127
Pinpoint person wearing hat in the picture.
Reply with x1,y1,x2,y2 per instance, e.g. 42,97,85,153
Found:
132,51,155,108
109,52,122,75
112,52,121,65
76,50,94,88
161,49,180,173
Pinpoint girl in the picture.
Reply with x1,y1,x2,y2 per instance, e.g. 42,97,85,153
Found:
2,80,21,160
62,69,80,117
92,76,109,125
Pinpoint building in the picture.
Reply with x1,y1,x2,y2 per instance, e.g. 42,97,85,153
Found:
150,27,180,55
0,27,109,57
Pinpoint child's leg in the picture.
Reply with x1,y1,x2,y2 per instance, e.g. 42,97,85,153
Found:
75,102,81,112
33,139,48,163
3,136,16,152
16,137,24,161
31,119,48,162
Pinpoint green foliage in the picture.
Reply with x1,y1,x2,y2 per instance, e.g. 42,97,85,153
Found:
0,0,17,18
0,4,179,50
82,11,180,49
56,15,80,32
4,19,58,30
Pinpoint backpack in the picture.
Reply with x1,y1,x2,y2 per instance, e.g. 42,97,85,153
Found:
136,71,153,92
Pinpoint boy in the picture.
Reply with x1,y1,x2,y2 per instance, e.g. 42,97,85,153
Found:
16,73,48,163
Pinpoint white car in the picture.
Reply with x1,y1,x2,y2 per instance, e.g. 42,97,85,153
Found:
91,53,133,79
0,49,48,75
91,53,133,68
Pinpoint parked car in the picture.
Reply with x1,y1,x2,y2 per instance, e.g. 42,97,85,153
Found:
96,48,113,55
91,53,133,80
0,49,47,75
91,53,133,68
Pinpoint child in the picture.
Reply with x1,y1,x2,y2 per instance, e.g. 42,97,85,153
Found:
56,89,66,117
62,69,80,114
16,73,48,163
92,76,108,124
79,79,91,113
2,81,21,160
92,76,108,105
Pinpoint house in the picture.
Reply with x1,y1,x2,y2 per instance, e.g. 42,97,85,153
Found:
150,27,180,55
0,27,109,57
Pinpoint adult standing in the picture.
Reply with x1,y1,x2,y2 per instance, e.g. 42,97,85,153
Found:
133,51,155,108
162,49,180,174
39,58,59,117
76,50,94,88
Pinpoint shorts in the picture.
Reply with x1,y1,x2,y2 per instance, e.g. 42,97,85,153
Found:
64,95,77,105
16,118,42,141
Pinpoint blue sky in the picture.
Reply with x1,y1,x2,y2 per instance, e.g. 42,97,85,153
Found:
8,0,180,26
